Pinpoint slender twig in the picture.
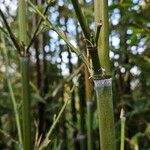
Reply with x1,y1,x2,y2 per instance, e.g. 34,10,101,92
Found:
0,26,8,35
26,4,51,52
0,129,19,145
44,64,84,99
27,0,89,68
2,35,23,146
38,93,70,150
0,9,21,54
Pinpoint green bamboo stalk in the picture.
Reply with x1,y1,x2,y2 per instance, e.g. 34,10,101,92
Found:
2,35,23,147
20,57,31,150
93,78,116,150
18,0,27,44
94,0,110,74
94,1,116,149
18,0,31,149
70,0,101,75
120,109,126,150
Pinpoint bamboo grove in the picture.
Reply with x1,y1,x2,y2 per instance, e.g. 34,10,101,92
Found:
0,0,150,150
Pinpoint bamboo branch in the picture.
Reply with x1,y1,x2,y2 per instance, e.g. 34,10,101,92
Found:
70,0,90,40
26,4,51,52
38,90,71,150
0,9,21,54
2,35,23,146
27,0,89,68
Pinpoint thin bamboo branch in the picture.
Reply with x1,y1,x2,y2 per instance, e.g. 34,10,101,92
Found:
70,0,90,40
44,64,84,99
27,0,89,68
70,0,102,77
0,129,19,145
38,93,70,150
26,3,51,52
0,9,21,54
2,35,23,146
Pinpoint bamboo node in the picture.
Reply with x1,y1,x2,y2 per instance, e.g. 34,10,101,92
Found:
93,78,112,88
76,134,86,140
86,101,93,106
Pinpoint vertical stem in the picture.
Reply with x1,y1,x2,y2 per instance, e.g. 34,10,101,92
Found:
18,0,31,149
85,66,93,150
86,101,93,150
94,1,116,149
18,0,27,44
78,73,86,150
70,0,90,40
94,0,110,73
21,57,31,150
2,35,23,146
94,78,116,150
120,109,125,150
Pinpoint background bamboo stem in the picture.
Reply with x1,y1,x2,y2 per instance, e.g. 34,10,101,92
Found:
85,66,93,150
18,0,31,149
21,57,31,150
2,35,22,146
120,109,126,150
18,0,27,45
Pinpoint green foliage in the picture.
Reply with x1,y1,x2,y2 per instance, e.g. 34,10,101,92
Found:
0,0,150,149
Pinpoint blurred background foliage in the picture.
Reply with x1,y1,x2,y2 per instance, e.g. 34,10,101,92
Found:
0,0,150,149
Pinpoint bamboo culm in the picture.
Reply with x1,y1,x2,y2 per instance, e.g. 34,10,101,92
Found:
94,78,116,150
21,57,31,150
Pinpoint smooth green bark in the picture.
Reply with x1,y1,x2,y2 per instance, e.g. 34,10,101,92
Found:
94,0,110,74
94,78,116,150
18,0,31,149
21,57,31,150
18,0,27,44
94,1,116,149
